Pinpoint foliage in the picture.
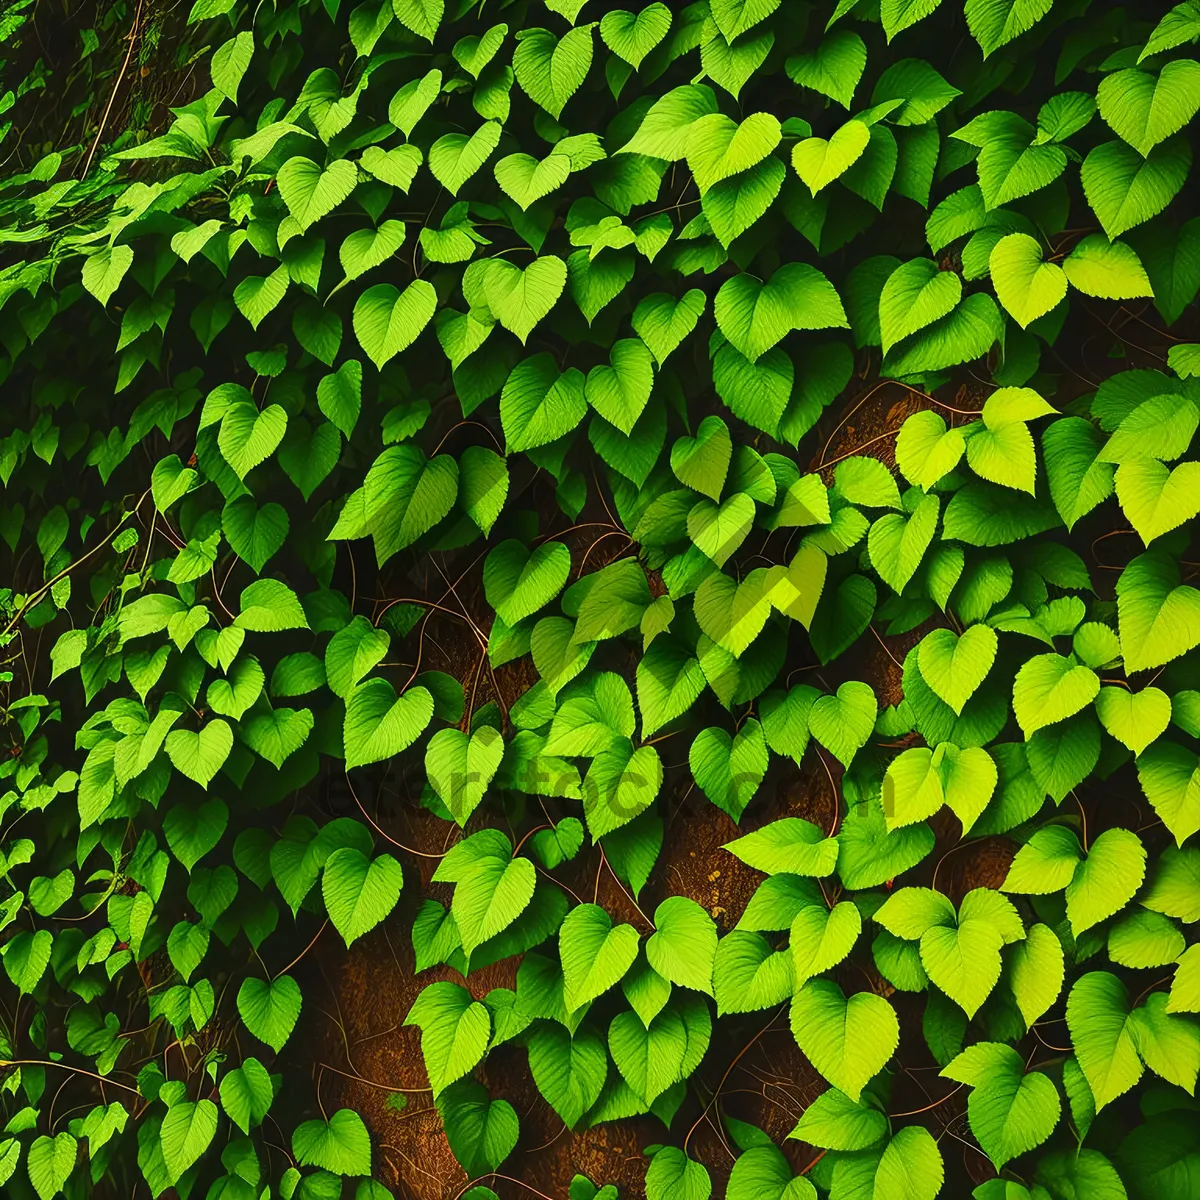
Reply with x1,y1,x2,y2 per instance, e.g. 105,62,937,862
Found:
0,0,1199,1195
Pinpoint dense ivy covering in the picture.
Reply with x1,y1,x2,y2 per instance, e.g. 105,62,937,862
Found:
3,0,1200,1195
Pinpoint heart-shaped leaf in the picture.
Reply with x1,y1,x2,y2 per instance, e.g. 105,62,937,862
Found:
1115,459,1200,545
1095,685,1171,756
693,568,773,656
166,720,234,788
670,415,732,500
917,625,998,715
484,540,571,626
687,493,755,567
809,681,876,768
560,903,640,1010
426,726,505,826
599,3,672,67
633,290,706,366
689,719,768,822
218,402,288,480
790,978,899,1100
352,280,437,370
322,848,404,946
494,150,571,210
344,681,434,769
276,157,358,230
585,338,654,433
764,543,828,629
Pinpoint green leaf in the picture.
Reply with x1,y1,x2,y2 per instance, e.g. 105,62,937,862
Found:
222,496,288,572
81,245,133,307
343,681,434,769
27,1134,76,1200
160,1100,217,1184
881,0,945,41
426,726,505,826
1065,827,1146,936
792,121,871,193
436,1081,519,1176
429,121,503,193
1097,684,1171,755
671,415,732,500
645,1147,711,1200
338,221,406,286
809,681,877,768
237,975,302,1053
211,32,254,103
709,0,779,40
790,979,899,1100
1117,550,1200,673
1116,458,1200,545
220,1058,275,1134
449,852,536,955
689,720,768,822
965,0,1054,57
764,544,828,630
500,354,587,453
715,264,847,363
646,897,717,994
1062,234,1154,299
786,31,867,107
790,1086,888,1149
896,410,966,489
990,233,1067,328
1003,825,1083,894
632,290,706,366
484,540,571,626
1043,417,1116,529
638,639,707,739
1067,972,1143,1109
685,111,781,194
352,280,437,370
405,981,490,1095
608,1006,686,1102
527,1024,607,1128
276,157,358,231
1082,138,1192,240
879,259,963,354
292,1109,372,1176
494,150,571,210
165,722,233,789
1138,741,1200,845
393,0,443,40
943,1044,1059,1169
867,494,940,593
724,818,839,876
218,401,287,479
917,625,998,715
1008,923,1065,1028
560,903,640,1010
713,930,794,1014
1168,943,1200,1013
1013,654,1100,737
322,848,403,946
790,901,862,988
727,1146,815,1199
513,25,594,118
920,910,1004,1018
600,5,672,68
585,338,654,433
618,84,718,159
1098,60,1200,156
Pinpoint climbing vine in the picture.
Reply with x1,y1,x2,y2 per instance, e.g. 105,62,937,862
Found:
1,0,1200,1196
